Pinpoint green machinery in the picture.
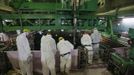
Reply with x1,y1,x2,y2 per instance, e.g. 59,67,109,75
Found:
0,1,115,73
0,0,116,46
107,28,134,75
0,0,114,33
109,53,134,75
0,0,96,31
1,0,133,74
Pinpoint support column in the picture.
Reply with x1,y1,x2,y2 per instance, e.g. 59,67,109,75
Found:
0,17,3,32
73,0,77,46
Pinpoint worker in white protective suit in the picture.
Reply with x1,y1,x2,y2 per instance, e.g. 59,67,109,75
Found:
57,37,74,75
91,28,102,60
81,32,93,64
16,29,33,75
41,32,57,75
0,32,9,42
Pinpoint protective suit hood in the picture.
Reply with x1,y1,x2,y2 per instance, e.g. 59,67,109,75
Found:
93,29,99,34
91,28,102,43
46,34,52,37
57,39,74,55
81,34,92,46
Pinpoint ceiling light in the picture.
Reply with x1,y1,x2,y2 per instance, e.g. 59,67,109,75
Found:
122,18,134,24
61,29,64,32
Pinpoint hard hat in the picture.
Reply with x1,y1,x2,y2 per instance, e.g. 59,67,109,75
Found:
23,29,30,32
59,37,64,41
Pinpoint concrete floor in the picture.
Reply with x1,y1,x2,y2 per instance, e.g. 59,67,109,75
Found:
7,68,112,75
7,59,113,75
70,68,112,75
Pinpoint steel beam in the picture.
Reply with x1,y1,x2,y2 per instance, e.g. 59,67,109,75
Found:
97,5,134,16
3,25,74,31
0,18,3,32
0,14,56,19
19,2,62,10
0,3,14,12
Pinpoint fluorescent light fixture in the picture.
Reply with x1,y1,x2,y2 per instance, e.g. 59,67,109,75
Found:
5,19,13,22
69,34,72,36
99,20,102,22
77,30,80,32
61,21,64,25
61,29,64,32
117,23,121,26
48,29,51,32
122,18,134,24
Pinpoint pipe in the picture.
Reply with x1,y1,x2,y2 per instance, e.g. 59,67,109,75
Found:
97,5,134,16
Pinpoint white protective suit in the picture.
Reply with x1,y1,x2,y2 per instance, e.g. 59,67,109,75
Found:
16,32,33,75
81,34,93,64
57,39,74,74
91,29,102,59
0,32,9,42
41,34,57,75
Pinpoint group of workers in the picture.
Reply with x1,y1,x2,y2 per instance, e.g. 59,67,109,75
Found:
0,28,101,75
16,29,74,75
81,28,102,64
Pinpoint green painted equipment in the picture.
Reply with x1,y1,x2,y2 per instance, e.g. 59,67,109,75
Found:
108,52,134,75
0,0,112,31
128,28,134,39
107,28,134,75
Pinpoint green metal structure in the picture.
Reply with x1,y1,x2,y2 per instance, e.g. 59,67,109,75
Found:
0,0,114,33
108,28,134,75
0,0,117,46
109,52,134,75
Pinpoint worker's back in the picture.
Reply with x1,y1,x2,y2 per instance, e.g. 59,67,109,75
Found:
91,30,101,43
57,39,74,55
81,34,92,46
41,35,57,58
16,33,31,60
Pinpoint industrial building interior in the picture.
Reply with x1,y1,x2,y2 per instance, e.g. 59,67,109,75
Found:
0,0,134,75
